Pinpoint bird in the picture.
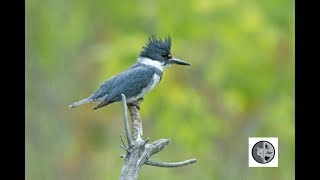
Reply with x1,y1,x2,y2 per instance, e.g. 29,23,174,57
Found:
69,35,191,110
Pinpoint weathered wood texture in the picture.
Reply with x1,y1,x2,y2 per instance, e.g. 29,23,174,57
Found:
119,94,196,180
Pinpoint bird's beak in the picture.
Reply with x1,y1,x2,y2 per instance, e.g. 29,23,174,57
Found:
168,57,191,66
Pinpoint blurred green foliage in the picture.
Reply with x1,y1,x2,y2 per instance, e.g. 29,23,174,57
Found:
26,0,294,179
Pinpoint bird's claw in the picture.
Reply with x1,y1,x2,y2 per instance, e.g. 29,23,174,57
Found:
128,98,143,110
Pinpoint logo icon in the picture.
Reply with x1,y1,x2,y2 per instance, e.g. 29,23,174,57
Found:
252,141,275,164
249,137,278,167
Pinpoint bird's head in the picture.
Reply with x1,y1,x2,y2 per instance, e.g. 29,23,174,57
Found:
138,35,191,70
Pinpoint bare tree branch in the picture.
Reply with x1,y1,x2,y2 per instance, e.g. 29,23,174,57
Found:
147,139,170,156
119,94,197,180
120,134,129,153
142,137,150,147
121,94,133,147
145,158,197,168
127,99,143,142
120,145,128,153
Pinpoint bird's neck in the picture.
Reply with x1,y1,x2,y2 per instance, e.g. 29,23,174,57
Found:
137,57,169,71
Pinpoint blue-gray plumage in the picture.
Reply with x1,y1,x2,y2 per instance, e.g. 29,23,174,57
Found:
69,35,191,110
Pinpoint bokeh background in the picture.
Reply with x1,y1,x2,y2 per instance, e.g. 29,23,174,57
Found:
26,0,294,179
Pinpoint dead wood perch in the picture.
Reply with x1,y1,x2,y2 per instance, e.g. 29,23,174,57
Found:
119,94,197,180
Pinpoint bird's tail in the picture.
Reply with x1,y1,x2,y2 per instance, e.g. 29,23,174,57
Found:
69,98,94,108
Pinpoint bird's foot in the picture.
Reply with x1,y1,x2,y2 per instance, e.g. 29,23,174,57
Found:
128,98,143,110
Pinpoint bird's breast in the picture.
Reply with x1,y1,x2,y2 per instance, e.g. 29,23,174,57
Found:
126,73,161,103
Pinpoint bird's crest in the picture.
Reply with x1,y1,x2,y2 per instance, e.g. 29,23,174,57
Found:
140,35,172,56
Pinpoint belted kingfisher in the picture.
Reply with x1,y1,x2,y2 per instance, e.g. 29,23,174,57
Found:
69,35,191,110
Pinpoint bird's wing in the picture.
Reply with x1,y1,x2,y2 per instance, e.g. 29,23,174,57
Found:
106,65,157,102
88,65,142,100
90,65,158,110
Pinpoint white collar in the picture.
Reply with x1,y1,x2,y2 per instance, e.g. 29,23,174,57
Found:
137,57,165,71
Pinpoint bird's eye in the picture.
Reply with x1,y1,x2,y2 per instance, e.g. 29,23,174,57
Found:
162,53,167,58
